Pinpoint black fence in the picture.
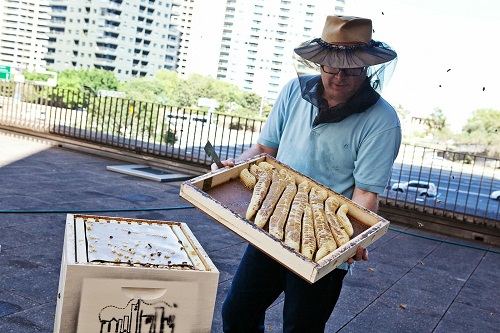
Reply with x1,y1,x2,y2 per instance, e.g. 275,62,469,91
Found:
1,81,498,227
0,81,264,166
380,144,499,227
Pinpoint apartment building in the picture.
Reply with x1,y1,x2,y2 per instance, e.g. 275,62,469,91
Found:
3,0,345,101
44,0,182,81
0,0,51,74
177,0,345,102
175,0,226,79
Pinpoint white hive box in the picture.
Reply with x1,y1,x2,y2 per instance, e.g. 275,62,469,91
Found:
180,154,390,283
54,214,219,333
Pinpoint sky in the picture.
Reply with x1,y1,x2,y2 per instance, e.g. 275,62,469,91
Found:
344,0,500,132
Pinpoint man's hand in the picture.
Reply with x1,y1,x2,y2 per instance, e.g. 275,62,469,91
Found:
346,247,368,264
210,144,278,171
211,158,236,171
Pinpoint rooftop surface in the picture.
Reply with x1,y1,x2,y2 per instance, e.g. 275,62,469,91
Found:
0,129,499,333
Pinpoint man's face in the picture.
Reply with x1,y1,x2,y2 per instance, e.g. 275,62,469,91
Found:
320,66,367,105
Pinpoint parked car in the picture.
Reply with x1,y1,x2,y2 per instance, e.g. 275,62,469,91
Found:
391,180,438,197
490,190,500,200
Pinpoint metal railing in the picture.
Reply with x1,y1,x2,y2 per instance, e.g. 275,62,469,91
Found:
0,81,264,166
380,144,499,227
1,81,498,227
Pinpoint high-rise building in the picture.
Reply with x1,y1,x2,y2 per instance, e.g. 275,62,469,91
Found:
44,0,182,81
3,0,345,102
177,0,345,102
0,0,51,73
175,0,226,80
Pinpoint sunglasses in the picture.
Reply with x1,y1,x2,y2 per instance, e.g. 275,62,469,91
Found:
321,65,366,76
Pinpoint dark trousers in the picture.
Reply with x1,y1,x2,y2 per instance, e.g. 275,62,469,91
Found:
222,244,348,332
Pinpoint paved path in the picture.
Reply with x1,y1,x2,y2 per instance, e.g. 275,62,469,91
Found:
0,129,499,332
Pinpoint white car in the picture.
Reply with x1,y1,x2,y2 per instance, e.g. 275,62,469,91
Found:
490,190,500,200
391,180,438,197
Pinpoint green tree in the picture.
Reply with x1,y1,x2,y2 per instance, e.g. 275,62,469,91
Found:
120,77,167,104
459,108,500,157
56,70,83,91
22,71,54,82
80,68,120,93
394,104,410,122
57,68,119,92
428,108,447,132
416,108,454,143
120,70,271,118
155,69,182,105
45,69,118,109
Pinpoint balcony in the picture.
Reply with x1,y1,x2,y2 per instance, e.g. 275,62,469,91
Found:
96,46,117,53
96,41,118,49
50,17,66,24
51,5,68,12
95,52,117,61
49,27,65,35
103,31,119,39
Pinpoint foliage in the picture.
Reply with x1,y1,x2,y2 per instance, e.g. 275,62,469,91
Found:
457,108,500,157
462,109,500,137
81,68,120,93
25,67,272,120
163,129,177,144
56,68,120,92
120,70,270,119
22,71,54,82
420,107,457,143
23,68,121,110
0,81,15,98
395,104,411,122
120,77,167,104
427,108,447,132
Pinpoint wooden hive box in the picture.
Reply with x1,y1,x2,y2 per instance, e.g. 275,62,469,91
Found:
54,214,219,333
180,154,390,283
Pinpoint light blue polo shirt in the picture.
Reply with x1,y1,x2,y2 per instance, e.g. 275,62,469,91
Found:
258,77,401,199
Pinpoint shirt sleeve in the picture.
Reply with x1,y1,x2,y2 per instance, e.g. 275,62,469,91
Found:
354,125,401,194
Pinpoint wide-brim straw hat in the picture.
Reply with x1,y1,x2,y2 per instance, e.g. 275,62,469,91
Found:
294,15,397,68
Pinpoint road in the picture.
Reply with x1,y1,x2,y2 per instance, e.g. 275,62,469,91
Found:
385,162,500,220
